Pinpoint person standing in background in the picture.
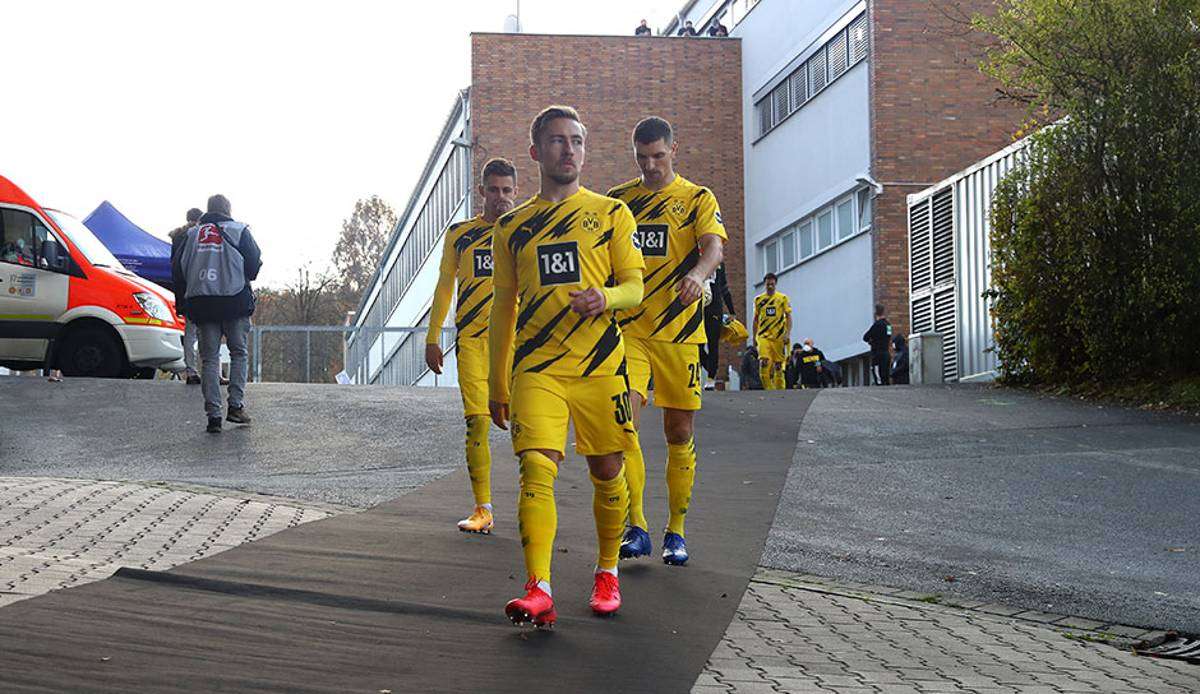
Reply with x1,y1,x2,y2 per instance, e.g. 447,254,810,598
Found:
863,303,893,385
170,207,203,385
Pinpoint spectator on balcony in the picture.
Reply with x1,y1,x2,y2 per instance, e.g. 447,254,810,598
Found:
707,20,729,37
635,19,652,36
678,20,698,36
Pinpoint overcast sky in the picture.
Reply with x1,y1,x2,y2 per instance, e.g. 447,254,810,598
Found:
3,1,683,287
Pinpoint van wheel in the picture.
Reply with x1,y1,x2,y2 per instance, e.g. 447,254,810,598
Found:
59,327,127,378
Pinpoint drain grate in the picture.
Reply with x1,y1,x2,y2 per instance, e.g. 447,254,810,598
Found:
1138,637,1200,663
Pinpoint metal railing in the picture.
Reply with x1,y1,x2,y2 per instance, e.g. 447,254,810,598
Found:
248,325,455,385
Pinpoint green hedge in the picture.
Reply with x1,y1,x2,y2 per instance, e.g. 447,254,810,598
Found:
980,0,1200,384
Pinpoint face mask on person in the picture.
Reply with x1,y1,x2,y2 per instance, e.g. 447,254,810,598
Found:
803,345,812,352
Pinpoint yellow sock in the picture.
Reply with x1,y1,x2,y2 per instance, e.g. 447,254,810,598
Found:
666,437,697,536
759,361,773,390
591,466,629,571
623,436,647,530
517,451,558,583
465,416,492,506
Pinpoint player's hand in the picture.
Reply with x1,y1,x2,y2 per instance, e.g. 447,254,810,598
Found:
676,272,705,305
489,399,510,430
424,343,444,374
569,287,607,317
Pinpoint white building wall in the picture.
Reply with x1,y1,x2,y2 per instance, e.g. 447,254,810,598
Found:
347,94,472,386
735,0,874,361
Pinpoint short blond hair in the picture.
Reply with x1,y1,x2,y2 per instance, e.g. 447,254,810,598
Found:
529,105,586,146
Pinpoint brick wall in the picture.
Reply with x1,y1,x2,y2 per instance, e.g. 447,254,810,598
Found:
869,0,1024,335
471,33,745,376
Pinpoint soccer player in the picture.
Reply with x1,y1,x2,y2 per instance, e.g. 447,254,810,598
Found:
752,272,792,390
426,158,518,534
488,105,645,627
606,116,727,567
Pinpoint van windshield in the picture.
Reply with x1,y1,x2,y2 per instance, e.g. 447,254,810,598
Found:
45,209,125,269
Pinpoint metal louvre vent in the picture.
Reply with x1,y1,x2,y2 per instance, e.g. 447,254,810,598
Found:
849,13,869,64
912,295,933,334
773,81,790,123
809,46,828,93
909,198,932,292
828,31,849,81
1139,637,1200,663
932,188,954,285
758,100,773,136
790,68,808,110
934,288,957,381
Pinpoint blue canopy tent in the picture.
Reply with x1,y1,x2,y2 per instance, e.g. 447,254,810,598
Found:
83,201,174,289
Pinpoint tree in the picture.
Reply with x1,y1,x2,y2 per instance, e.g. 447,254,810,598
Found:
977,0,1200,384
252,265,346,383
333,195,396,305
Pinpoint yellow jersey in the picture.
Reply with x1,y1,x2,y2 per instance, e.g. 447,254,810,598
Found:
492,187,644,378
429,216,495,340
606,175,727,344
754,291,792,343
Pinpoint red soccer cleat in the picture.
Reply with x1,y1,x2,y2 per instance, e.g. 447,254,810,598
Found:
589,571,621,616
505,578,557,628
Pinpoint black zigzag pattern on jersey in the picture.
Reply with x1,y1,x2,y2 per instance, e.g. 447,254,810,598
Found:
643,198,671,221
507,203,560,254
560,313,590,344
672,307,706,343
581,319,623,377
514,305,573,369
593,227,613,248
650,296,693,338
525,350,570,373
643,246,701,304
543,209,579,241
622,193,657,217
516,289,554,333
606,181,639,199
456,292,492,333
618,308,646,327
456,279,483,311
454,223,489,255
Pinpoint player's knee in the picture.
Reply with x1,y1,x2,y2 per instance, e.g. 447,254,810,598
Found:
586,452,623,481
663,410,694,444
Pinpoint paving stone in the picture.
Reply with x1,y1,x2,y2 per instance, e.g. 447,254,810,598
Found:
0,477,336,602
693,570,1200,693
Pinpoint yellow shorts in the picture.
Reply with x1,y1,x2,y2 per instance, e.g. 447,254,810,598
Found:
757,338,787,364
509,372,637,457
455,336,490,417
625,336,703,411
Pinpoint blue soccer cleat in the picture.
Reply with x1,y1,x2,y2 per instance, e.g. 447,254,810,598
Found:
662,532,689,566
619,526,652,559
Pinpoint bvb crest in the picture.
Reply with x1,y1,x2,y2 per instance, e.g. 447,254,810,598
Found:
581,211,601,233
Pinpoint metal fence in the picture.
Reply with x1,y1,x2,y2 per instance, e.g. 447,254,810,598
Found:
248,325,455,385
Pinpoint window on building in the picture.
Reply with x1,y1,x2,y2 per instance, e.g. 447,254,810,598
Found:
789,67,808,111
849,13,869,64
836,197,854,241
828,30,849,81
755,11,868,141
781,228,796,267
808,46,828,94
773,81,790,125
817,209,833,249
758,99,774,136
798,219,814,259
857,188,873,230
764,240,778,274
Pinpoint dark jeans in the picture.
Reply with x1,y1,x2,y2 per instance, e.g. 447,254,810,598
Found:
700,309,722,379
871,350,891,385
